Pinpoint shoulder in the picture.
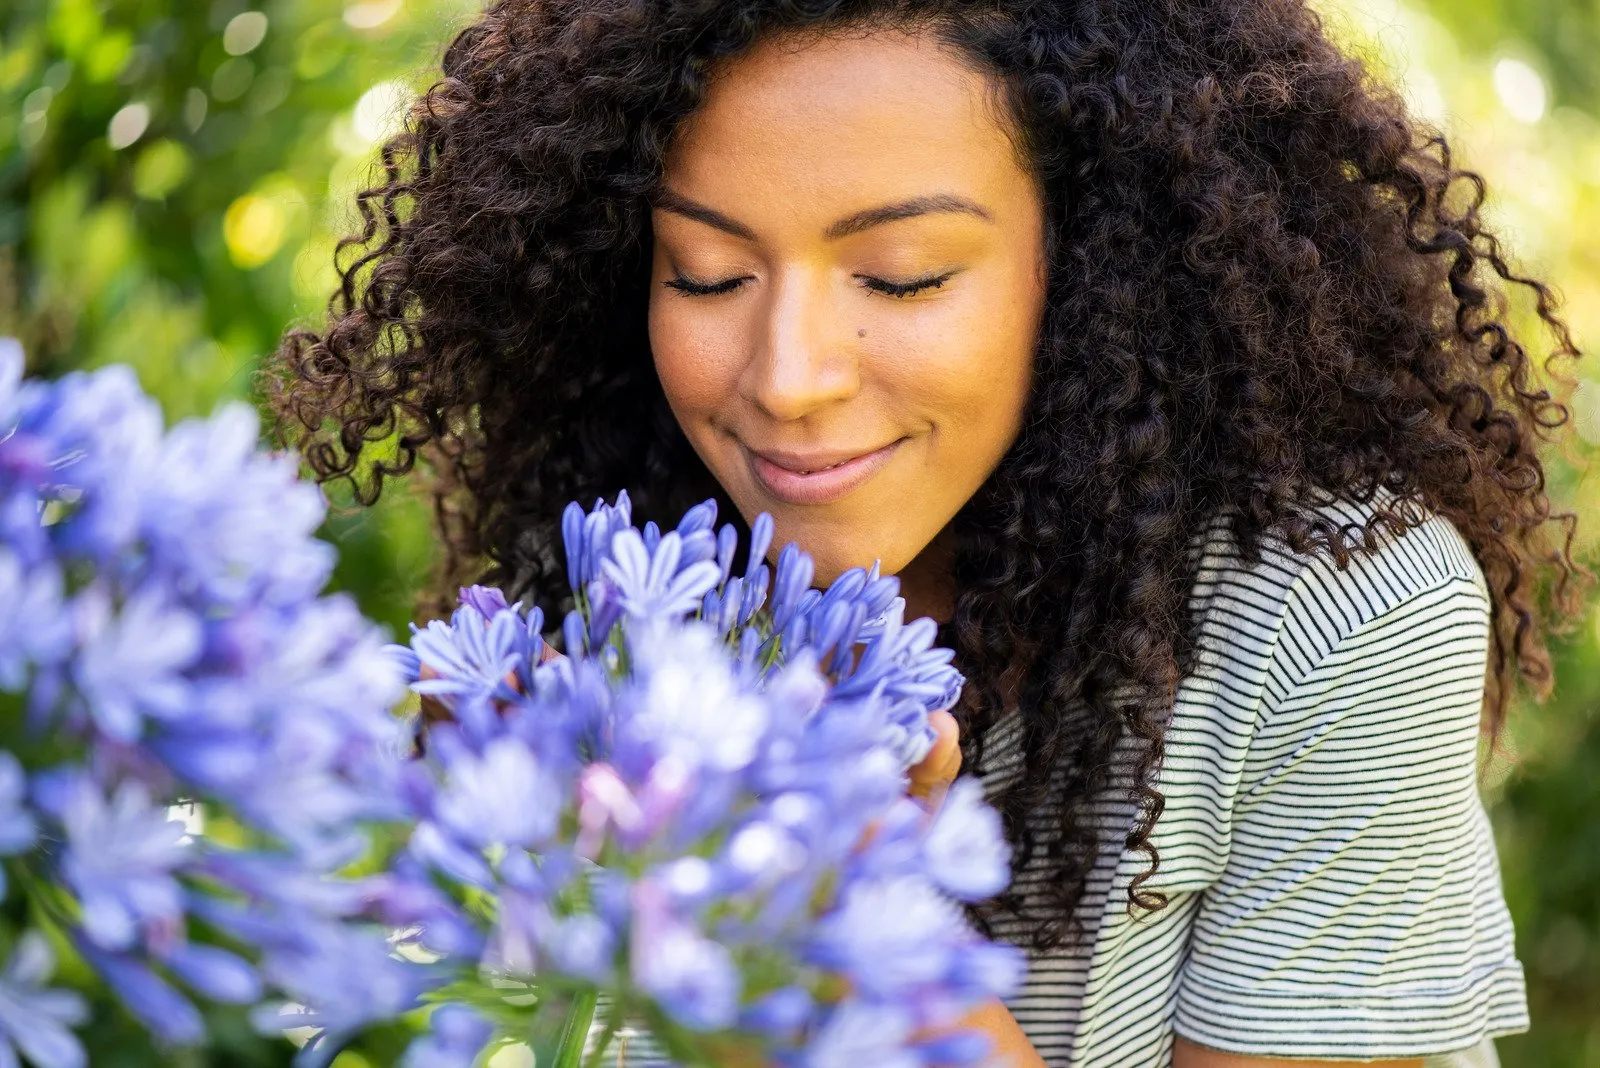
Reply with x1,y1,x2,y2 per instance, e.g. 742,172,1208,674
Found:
1186,489,1490,687
1146,492,1497,889
1159,491,1494,791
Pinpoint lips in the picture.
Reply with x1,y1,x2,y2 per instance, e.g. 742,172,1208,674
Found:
754,450,872,475
746,439,905,506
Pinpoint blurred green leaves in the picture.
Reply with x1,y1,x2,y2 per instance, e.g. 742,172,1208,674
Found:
2,0,1598,1063
0,0,454,642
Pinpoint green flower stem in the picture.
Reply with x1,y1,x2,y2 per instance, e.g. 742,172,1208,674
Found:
552,988,600,1068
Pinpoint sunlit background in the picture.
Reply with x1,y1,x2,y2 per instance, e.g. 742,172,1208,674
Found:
1,0,1595,1064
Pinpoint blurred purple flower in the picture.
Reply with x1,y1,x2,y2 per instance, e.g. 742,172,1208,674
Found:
808,876,976,1000
630,880,740,1031
793,1001,917,1068
253,922,441,1050
620,621,768,773
0,752,37,897
0,555,70,690
160,942,262,1004
69,584,202,741
432,737,563,850
37,772,188,953
401,1004,493,1068
78,939,204,1046
0,931,88,1068
0,349,449,1059
921,777,1011,902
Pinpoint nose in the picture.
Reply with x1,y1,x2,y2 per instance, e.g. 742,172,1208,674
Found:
739,267,859,422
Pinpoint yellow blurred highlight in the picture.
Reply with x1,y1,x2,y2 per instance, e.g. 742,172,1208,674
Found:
48,0,102,57
292,235,340,307
329,1052,376,1068
486,1042,535,1068
223,194,288,269
132,140,192,200
83,30,133,83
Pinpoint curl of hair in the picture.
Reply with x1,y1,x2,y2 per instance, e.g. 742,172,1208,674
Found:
267,0,1587,949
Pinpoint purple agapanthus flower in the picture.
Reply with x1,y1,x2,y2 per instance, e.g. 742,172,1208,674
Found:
0,752,37,898
252,921,445,1056
0,932,88,1068
400,1005,493,1068
601,528,724,622
630,879,741,1031
431,736,563,849
0,555,70,692
76,938,204,1046
386,490,1020,1065
920,777,1012,901
0,345,440,1061
36,772,189,954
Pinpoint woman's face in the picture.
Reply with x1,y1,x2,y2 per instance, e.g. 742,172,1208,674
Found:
649,27,1047,590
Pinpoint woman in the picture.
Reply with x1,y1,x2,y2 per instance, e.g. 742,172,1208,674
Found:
271,1,1587,1064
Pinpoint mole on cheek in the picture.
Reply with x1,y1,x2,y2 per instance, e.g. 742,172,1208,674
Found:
857,328,867,338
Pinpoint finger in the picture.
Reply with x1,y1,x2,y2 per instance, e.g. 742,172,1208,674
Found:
908,710,962,806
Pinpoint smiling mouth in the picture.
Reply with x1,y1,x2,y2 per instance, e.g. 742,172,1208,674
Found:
744,439,906,506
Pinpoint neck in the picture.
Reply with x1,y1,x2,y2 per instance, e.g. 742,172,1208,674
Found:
893,527,957,625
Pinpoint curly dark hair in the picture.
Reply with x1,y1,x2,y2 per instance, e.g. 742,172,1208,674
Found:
268,0,1587,950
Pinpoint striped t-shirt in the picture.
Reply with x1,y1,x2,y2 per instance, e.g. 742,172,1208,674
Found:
980,493,1527,1066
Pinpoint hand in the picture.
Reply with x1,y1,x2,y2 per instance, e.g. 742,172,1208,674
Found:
907,709,962,812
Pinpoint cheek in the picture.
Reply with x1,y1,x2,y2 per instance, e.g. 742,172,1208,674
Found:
648,298,743,426
872,282,1035,447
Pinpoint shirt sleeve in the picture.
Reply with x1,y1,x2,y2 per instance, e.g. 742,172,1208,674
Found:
1173,573,1529,1060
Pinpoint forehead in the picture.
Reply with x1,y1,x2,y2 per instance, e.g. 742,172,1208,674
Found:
662,28,1028,219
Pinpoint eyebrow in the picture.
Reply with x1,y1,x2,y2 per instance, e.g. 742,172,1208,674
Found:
652,188,993,242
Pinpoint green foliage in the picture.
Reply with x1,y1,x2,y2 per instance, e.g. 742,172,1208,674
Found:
1,0,1596,1064
0,0,448,639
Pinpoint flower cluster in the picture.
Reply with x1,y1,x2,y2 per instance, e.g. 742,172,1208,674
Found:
0,339,1022,1068
391,491,1022,1066
0,340,422,1067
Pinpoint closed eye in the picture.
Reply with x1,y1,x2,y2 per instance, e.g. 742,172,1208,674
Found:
663,269,959,298
857,270,957,298
663,274,752,296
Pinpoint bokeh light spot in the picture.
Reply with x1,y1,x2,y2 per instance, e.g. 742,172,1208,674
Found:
132,140,192,200
84,30,134,82
107,102,150,149
183,88,208,132
344,0,403,30
212,57,255,102
486,1043,534,1068
223,194,288,269
223,11,270,56
1494,57,1547,124
352,79,414,145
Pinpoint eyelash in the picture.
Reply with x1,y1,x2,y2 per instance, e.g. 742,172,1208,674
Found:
663,271,956,299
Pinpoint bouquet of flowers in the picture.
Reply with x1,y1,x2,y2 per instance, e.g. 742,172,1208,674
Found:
0,338,1021,1068
390,492,1022,1066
